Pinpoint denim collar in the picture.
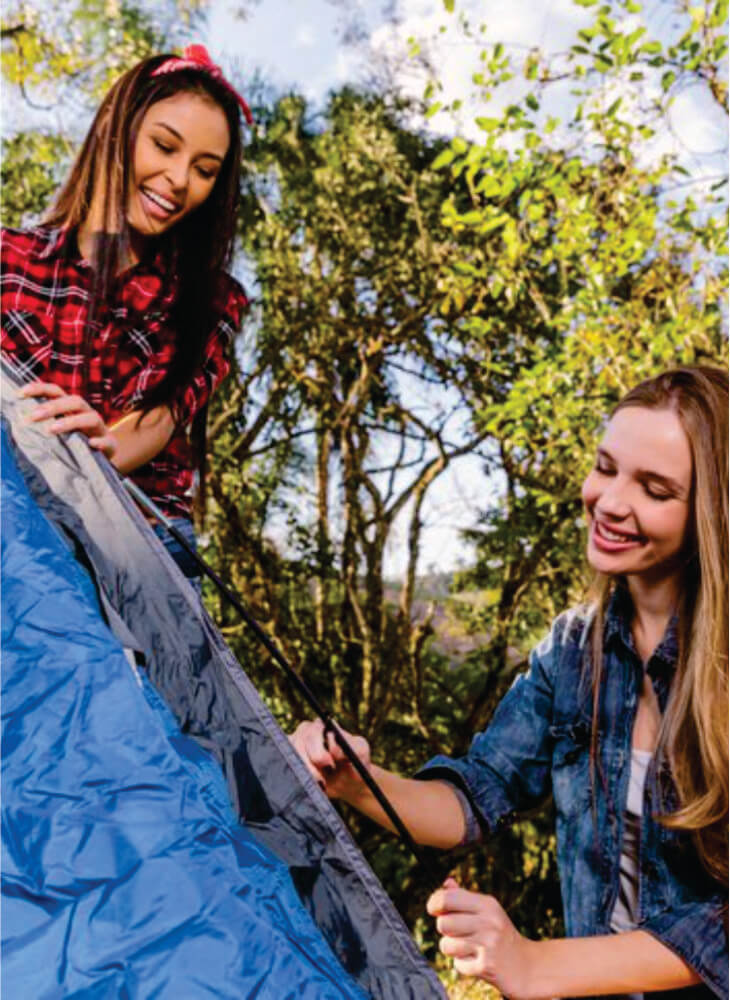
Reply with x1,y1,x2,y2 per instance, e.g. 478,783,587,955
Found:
604,582,678,679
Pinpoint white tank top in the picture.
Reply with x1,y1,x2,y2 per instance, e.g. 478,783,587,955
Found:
609,747,652,1000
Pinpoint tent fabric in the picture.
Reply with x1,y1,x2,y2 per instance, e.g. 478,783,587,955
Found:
2,426,367,1000
0,363,446,1000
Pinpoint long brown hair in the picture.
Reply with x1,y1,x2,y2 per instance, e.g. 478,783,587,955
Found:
588,365,728,884
43,55,245,508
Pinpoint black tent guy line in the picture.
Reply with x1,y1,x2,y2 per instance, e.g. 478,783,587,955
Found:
0,352,438,883
3,353,449,999
122,475,440,885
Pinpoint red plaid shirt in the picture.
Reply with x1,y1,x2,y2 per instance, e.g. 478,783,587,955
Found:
1,225,246,518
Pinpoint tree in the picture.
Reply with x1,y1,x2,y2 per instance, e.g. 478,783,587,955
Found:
1,1,726,991
202,88,568,943
431,0,726,725
1,132,70,227
1,0,206,105
203,0,727,966
206,87,486,756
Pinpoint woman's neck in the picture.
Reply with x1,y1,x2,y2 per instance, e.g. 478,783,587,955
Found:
77,218,144,270
626,572,680,663
75,220,95,263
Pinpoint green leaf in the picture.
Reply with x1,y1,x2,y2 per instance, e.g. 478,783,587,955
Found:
481,212,512,232
459,209,485,224
475,116,500,132
432,148,456,170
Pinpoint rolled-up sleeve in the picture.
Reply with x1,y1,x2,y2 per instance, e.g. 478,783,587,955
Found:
172,276,247,427
642,899,728,999
414,613,574,839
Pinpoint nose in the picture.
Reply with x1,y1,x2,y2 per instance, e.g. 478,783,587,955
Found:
594,476,632,521
164,157,190,195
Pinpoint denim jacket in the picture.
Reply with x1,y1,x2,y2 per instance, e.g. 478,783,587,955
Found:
417,588,727,999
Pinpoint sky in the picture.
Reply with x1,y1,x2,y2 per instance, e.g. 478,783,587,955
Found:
205,0,726,171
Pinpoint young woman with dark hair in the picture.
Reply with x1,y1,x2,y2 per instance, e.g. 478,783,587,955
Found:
1,46,251,577
292,366,728,998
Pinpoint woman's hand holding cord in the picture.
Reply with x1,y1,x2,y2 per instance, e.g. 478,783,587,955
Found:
289,718,466,848
289,719,373,800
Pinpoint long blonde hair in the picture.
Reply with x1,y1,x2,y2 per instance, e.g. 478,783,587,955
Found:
588,366,728,884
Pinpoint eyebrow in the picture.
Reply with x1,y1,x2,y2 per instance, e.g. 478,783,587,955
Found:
597,447,687,495
153,122,225,162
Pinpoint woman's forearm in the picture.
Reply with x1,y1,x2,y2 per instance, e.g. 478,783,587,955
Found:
428,881,703,999
289,720,466,848
345,767,466,849
524,930,701,999
110,406,175,474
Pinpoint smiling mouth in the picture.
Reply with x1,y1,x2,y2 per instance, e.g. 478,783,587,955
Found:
593,520,646,547
140,187,179,215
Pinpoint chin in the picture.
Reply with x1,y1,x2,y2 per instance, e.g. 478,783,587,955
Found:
128,217,163,238
586,544,633,577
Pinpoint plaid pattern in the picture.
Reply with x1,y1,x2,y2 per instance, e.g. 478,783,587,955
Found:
1,226,246,518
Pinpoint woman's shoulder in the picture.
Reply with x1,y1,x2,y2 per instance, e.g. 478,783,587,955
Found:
532,603,595,666
1,225,63,261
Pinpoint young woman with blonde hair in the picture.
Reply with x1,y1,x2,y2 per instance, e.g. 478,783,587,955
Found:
292,365,728,998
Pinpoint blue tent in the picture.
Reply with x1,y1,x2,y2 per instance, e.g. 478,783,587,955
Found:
1,364,446,1000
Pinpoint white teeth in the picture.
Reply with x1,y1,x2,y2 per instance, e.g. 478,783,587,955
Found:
598,523,638,543
142,188,177,212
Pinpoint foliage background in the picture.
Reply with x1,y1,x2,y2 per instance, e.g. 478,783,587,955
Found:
2,1,727,995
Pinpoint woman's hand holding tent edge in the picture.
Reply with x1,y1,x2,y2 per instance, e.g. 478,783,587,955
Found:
21,381,118,459
289,719,467,848
19,381,175,474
